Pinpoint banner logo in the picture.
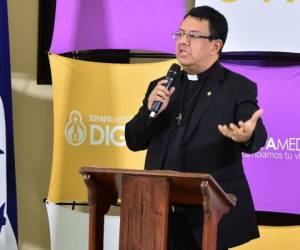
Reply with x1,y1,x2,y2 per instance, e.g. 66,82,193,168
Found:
90,124,125,147
243,136,300,160
64,111,86,146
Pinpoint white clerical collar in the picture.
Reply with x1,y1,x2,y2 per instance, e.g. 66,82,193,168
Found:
187,74,198,81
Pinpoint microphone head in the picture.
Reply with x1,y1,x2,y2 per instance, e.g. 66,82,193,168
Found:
167,63,181,78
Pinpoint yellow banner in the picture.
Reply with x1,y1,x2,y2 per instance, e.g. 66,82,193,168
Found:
48,54,176,202
230,226,300,250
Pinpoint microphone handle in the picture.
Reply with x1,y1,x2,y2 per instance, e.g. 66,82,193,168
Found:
149,76,173,118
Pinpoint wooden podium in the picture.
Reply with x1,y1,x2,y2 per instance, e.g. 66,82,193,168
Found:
80,167,236,250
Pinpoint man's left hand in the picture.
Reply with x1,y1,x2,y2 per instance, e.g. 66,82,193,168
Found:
217,109,264,143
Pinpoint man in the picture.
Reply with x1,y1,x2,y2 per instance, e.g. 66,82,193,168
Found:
125,6,267,250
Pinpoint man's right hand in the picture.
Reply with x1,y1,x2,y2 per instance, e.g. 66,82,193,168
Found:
147,80,176,117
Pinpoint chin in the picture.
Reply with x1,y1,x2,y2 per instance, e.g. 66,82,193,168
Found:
176,57,190,66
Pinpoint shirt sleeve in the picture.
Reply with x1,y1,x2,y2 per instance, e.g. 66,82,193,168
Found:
234,81,268,153
125,79,166,151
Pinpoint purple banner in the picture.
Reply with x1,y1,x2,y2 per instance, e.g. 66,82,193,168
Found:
223,63,300,214
50,0,184,54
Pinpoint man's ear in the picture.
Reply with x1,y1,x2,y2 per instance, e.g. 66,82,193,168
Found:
212,39,223,55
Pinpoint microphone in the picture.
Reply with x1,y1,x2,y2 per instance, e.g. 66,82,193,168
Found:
149,63,181,119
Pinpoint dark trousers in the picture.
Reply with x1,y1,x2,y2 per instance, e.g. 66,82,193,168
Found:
168,209,228,250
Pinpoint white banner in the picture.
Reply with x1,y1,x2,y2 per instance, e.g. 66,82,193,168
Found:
0,98,18,250
46,201,120,250
195,0,300,53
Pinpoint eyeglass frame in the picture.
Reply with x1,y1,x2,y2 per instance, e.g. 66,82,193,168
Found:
172,29,216,41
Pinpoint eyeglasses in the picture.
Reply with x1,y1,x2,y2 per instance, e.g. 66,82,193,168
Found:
172,30,214,41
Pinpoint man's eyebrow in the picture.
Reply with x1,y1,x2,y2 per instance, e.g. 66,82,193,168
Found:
179,28,201,32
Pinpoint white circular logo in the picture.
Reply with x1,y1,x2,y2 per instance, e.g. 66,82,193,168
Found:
64,111,86,146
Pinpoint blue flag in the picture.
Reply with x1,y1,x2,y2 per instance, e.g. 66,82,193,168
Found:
0,0,18,248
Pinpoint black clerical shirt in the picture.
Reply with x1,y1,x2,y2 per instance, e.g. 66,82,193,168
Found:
162,62,217,171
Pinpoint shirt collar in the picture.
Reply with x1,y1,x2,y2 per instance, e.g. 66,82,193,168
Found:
184,61,220,82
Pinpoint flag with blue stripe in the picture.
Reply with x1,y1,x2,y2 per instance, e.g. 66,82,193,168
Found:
0,0,18,248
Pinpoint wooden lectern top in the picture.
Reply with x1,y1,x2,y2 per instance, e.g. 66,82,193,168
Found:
80,166,236,207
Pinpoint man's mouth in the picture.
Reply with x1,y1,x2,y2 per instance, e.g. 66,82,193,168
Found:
178,48,189,56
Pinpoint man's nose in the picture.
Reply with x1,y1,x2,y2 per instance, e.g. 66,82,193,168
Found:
178,34,190,44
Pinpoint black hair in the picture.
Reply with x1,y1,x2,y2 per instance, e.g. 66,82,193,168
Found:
184,6,228,52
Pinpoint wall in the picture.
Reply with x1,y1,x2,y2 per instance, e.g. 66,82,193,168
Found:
8,0,52,249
